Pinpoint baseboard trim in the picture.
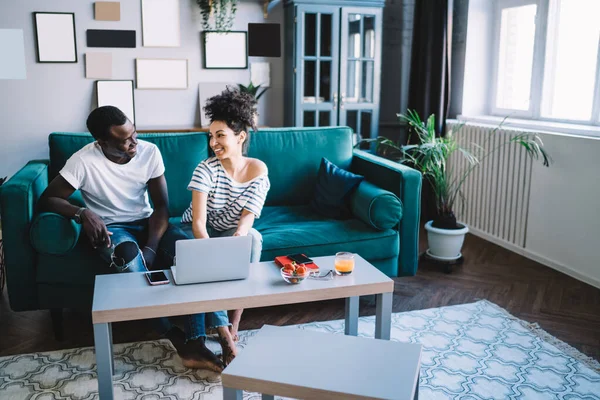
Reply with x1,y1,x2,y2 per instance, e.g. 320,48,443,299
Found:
468,227,600,290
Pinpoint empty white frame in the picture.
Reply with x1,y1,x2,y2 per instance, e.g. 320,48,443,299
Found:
136,59,188,89
96,80,135,124
33,12,77,63
141,0,180,47
202,31,247,69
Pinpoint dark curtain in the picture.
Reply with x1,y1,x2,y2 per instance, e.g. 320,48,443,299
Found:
406,0,452,143
406,0,453,223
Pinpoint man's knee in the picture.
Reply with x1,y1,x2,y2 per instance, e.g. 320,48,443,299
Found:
114,241,139,264
111,241,144,272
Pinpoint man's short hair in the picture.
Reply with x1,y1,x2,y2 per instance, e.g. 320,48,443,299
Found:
86,106,129,141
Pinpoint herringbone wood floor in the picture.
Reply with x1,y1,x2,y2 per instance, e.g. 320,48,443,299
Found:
1,233,599,361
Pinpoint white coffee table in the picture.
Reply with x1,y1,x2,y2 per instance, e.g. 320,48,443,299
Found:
222,325,422,400
92,254,394,399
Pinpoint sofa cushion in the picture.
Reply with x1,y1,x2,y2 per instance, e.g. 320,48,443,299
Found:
310,158,364,219
248,127,354,206
350,181,403,230
36,241,111,285
48,132,209,217
254,206,400,274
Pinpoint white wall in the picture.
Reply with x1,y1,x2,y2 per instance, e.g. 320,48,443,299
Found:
0,0,284,178
525,133,600,288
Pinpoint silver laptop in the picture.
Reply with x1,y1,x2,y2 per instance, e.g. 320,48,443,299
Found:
171,235,252,285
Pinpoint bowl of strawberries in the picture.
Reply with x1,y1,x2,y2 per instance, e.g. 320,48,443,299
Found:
280,262,310,284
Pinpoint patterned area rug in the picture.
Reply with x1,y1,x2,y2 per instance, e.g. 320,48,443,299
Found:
1,300,599,399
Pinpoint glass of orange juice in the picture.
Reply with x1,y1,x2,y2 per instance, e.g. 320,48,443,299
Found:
334,252,355,275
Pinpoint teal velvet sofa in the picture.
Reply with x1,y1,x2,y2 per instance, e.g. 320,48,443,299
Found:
0,127,421,321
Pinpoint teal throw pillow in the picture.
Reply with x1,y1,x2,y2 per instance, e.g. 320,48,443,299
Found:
310,158,364,219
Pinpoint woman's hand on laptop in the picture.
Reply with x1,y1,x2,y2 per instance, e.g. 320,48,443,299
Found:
233,228,248,236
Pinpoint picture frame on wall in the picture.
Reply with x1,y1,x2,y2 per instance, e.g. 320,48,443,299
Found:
202,31,247,69
33,12,77,63
136,58,188,89
141,0,181,47
96,80,136,124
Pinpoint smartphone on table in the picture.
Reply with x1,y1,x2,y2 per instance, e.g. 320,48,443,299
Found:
287,253,313,264
145,271,170,285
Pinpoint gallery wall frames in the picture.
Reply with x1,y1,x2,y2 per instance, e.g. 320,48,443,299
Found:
141,0,180,47
86,52,112,79
136,59,188,89
33,12,77,63
202,31,247,69
0,29,27,79
87,29,136,48
94,2,120,21
248,23,281,57
96,80,135,124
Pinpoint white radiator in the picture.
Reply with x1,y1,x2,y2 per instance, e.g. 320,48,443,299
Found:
446,122,534,248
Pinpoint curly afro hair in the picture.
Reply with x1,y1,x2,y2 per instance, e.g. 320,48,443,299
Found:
204,87,258,152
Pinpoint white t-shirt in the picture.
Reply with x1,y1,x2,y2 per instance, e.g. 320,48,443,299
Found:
59,140,165,225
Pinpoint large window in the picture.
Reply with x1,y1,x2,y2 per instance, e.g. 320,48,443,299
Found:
491,0,600,126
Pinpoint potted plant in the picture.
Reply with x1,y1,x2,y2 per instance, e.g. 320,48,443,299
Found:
196,0,238,31
237,81,269,102
367,110,550,261
237,81,269,125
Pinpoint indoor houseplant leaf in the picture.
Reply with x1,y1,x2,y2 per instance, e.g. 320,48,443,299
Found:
196,0,238,31
394,110,550,260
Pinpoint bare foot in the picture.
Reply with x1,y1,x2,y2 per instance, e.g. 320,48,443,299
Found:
217,326,238,366
178,338,225,373
228,309,244,342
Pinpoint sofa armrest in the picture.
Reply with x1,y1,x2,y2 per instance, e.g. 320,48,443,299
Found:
0,160,49,311
351,150,422,276
30,212,81,255
350,181,403,231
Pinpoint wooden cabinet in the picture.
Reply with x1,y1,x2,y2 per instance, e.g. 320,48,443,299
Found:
284,0,384,141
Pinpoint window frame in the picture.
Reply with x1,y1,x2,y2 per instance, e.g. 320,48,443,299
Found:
489,0,600,127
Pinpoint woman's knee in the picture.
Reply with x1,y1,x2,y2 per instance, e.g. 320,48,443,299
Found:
248,228,263,262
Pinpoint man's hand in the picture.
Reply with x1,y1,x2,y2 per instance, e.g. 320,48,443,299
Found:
142,246,157,269
81,209,112,248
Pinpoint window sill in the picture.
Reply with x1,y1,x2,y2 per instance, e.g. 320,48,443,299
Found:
456,115,600,140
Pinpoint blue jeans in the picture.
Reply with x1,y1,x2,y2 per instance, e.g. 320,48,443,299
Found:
96,218,229,340
180,225,263,263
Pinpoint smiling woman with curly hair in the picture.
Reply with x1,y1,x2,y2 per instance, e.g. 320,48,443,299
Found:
180,87,271,367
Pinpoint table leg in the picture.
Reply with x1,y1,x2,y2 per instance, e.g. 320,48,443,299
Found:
414,369,420,400
375,292,392,340
94,322,114,400
345,296,359,336
108,323,114,373
223,387,243,400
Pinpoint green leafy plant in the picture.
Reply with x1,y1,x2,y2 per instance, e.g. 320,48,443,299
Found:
363,110,551,230
196,0,238,31
237,82,269,101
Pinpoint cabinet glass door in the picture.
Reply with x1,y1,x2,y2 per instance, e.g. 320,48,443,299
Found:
295,6,340,127
338,8,382,141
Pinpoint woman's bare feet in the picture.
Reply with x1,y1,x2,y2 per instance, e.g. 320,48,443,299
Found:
228,309,244,342
176,337,225,372
217,326,238,366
